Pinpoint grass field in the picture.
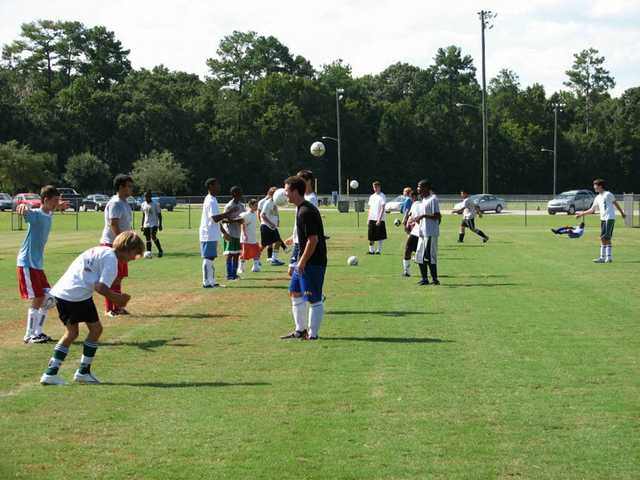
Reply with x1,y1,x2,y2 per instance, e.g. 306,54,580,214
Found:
1,209,639,479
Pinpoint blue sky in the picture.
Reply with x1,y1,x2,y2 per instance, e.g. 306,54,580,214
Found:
1,0,638,97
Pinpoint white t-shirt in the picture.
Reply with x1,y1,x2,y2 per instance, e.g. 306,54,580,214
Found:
421,195,441,237
409,200,424,237
257,196,269,215
292,192,320,243
462,197,476,220
368,192,386,222
100,196,132,245
260,198,279,230
592,191,616,221
141,200,161,228
240,210,258,244
199,194,221,242
50,246,118,302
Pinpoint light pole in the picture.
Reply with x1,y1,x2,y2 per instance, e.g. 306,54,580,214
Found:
335,88,344,197
478,10,496,194
541,102,565,195
321,135,341,195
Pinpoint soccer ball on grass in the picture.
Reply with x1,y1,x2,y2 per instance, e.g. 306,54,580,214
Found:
347,255,358,266
394,218,402,227
143,251,153,259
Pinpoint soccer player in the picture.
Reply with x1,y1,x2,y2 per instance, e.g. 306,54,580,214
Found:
100,174,134,316
221,186,245,280
281,176,328,340
367,181,387,254
287,169,319,277
400,187,413,215
39,231,144,385
258,187,277,262
414,180,441,285
552,222,585,238
16,185,63,344
199,178,232,288
452,189,489,243
260,187,285,266
238,199,262,274
140,191,163,257
401,191,421,277
576,178,626,263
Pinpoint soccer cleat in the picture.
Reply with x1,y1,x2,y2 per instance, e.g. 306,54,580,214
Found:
402,271,410,277
280,329,307,339
375,251,381,255
32,333,52,343
306,336,319,341
551,228,558,234
202,284,213,289
158,251,164,258
418,279,429,286
24,335,36,344
593,257,606,263
431,280,441,286
483,237,489,243
73,371,100,384
40,373,67,385
605,258,613,263
106,310,118,317
251,265,261,273
271,259,285,266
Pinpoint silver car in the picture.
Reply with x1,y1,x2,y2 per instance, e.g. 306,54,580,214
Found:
0,192,12,211
547,190,595,215
470,194,506,213
385,195,408,213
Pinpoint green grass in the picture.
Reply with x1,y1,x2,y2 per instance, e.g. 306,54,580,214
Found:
1,210,638,479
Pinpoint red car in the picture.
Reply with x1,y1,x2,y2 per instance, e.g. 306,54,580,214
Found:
13,193,42,210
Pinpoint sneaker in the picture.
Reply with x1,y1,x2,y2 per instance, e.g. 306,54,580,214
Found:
203,284,213,289
271,259,285,266
40,373,67,385
483,237,489,243
375,251,381,255
593,257,606,263
251,265,261,273
431,280,440,285
280,329,307,339
24,335,36,344
32,333,52,343
106,310,118,317
73,371,100,384
605,258,613,263
418,279,429,286
402,271,410,277
306,336,319,341
158,251,164,258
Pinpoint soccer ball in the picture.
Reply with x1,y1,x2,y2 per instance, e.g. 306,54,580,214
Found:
394,218,402,227
347,255,358,266
273,188,288,206
143,251,153,259
349,180,359,190
310,141,326,157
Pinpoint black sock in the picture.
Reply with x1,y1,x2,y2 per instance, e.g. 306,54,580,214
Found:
418,263,429,281
267,246,273,258
146,240,152,251
428,263,438,282
477,230,488,240
458,233,464,242
154,239,163,252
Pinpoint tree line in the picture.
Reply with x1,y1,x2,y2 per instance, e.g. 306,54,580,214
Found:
1,21,638,195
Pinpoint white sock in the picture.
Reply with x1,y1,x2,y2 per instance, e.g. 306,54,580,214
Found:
600,245,605,259
202,259,213,286
291,297,308,332
402,259,410,272
238,260,245,273
605,245,612,260
25,307,37,339
271,250,278,261
377,240,383,253
369,244,374,253
308,301,324,338
33,308,48,336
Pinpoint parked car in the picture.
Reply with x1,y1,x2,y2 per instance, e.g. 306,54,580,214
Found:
384,195,407,213
0,192,13,211
127,196,141,211
57,187,82,211
151,193,177,211
13,193,42,210
470,194,506,213
547,190,595,215
80,194,110,211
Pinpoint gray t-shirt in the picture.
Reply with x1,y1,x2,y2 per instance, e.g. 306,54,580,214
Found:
421,195,440,237
224,200,245,239
100,195,132,244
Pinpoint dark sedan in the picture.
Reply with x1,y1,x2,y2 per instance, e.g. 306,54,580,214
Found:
81,194,110,211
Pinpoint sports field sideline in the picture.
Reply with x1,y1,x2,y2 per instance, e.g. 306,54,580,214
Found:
1,209,639,479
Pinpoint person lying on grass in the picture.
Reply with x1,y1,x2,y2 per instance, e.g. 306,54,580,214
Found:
551,222,585,239
39,231,144,386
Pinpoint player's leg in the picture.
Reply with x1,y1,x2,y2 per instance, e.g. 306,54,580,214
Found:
200,241,219,287
428,237,439,285
603,220,614,262
469,219,489,242
416,238,429,285
151,227,163,256
74,310,103,384
368,221,375,254
458,221,466,242
270,232,285,266
143,228,152,254
595,221,607,262
288,243,300,277
281,271,307,339
18,267,38,342
304,265,326,340
375,222,386,254
40,302,79,385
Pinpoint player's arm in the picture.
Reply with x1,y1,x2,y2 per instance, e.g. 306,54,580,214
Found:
140,211,146,231
576,206,595,218
16,204,31,216
613,200,626,218
376,203,385,223
95,282,130,307
110,217,122,237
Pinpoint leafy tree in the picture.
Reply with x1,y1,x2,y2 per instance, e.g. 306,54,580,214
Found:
0,140,56,192
63,152,111,193
132,150,190,194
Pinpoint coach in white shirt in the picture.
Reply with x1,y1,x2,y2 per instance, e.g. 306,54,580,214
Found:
414,180,441,285
367,181,387,254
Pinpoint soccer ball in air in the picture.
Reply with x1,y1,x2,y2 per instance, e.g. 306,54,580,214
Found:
349,180,359,190
347,255,358,266
394,218,402,227
273,188,288,206
310,141,326,157
143,251,153,259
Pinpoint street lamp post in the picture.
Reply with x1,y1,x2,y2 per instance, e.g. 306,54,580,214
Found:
335,88,345,197
541,102,564,195
478,10,496,194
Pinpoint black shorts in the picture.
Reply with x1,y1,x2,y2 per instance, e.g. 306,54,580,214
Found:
600,220,615,240
405,234,419,253
260,225,282,247
143,226,158,239
55,297,100,325
461,218,476,230
368,220,387,242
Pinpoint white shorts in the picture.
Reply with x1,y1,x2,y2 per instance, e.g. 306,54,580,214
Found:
416,236,438,265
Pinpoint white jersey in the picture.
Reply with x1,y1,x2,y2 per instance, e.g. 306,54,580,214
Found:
421,194,440,237
292,192,319,243
100,195,132,245
224,200,245,239
592,191,616,221
408,200,423,237
50,246,118,302
257,196,269,216
199,194,221,242
240,210,258,244
260,198,279,230
368,192,386,222
462,197,476,220
141,200,161,228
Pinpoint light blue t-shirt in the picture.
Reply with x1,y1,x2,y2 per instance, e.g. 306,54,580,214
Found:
401,196,413,214
16,209,53,270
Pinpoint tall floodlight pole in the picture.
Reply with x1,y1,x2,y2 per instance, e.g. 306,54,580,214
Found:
336,88,344,197
478,10,496,194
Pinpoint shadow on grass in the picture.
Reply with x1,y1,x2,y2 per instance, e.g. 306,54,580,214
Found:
230,285,288,289
327,310,441,317
160,252,200,258
100,381,271,388
91,337,192,351
323,337,452,344
236,277,290,282
439,274,508,278
134,313,240,320
440,282,522,288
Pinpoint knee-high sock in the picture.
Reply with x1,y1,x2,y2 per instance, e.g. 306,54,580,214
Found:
459,232,464,242
232,255,239,275
291,297,308,332
145,240,152,252
226,256,234,278
33,308,48,336
308,301,324,338
202,258,213,286
402,259,411,273
45,343,68,375
153,238,163,253
605,245,612,260
267,246,273,259
78,340,98,374
475,229,488,240
25,307,37,339
369,243,375,253
377,240,383,253
600,245,605,259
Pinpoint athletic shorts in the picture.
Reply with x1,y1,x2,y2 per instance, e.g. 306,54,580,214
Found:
260,225,282,247
17,266,50,299
405,235,419,254
289,264,326,304
289,243,300,267
100,243,128,277
462,218,476,230
55,297,100,325
143,226,158,239
600,220,615,240
200,241,218,259
368,220,387,242
224,237,241,254
241,243,261,260
417,236,439,265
